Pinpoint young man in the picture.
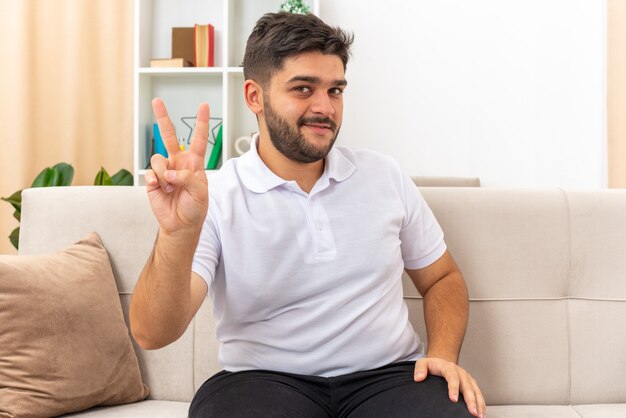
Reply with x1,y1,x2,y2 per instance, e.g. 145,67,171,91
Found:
130,12,486,418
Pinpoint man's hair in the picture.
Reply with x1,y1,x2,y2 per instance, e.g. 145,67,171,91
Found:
243,12,354,87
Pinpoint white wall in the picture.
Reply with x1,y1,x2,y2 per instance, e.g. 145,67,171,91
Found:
320,1,606,188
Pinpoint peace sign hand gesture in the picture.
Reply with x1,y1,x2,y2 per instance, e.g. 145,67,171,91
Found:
145,98,210,236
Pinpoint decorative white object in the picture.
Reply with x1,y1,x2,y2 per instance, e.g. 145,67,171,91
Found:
234,134,254,156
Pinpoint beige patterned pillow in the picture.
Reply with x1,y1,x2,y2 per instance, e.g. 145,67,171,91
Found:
0,233,149,418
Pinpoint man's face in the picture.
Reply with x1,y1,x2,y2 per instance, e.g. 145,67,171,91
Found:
262,51,347,163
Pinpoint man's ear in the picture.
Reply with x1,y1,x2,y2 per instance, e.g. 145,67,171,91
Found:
244,80,264,115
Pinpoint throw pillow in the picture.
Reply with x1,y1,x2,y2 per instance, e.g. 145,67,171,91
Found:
0,232,149,418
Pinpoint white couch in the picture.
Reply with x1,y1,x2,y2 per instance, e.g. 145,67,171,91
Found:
19,186,626,417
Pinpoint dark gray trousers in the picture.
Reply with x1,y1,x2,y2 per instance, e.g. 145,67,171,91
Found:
189,361,474,418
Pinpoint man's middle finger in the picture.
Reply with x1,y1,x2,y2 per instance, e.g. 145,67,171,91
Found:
459,373,479,417
443,367,461,403
471,378,486,418
189,103,210,164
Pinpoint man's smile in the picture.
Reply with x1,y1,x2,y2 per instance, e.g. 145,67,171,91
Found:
302,123,333,135
299,118,337,135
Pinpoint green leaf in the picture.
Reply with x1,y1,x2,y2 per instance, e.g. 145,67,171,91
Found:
9,227,19,250
51,162,74,186
31,163,74,187
1,189,23,213
110,169,134,186
31,167,57,187
13,209,20,222
279,0,310,14
94,167,113,186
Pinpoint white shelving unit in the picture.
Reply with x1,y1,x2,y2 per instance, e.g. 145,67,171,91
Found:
133,0,320,185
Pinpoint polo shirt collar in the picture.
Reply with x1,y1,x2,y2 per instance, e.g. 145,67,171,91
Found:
238,134,286,193
238,133,356,194
325,142,355,183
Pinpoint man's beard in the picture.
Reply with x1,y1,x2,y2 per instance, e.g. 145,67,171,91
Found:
263,97,341,164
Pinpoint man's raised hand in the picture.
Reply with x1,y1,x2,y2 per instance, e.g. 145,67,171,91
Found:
145,98,210,235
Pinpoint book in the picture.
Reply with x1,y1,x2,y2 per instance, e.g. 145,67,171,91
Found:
153,123,168,158
194,24,215,67
207,125,222,169
150,58,192,68
172,27,195,66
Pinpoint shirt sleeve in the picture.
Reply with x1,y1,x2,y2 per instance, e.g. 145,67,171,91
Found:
399,172,447,270
191,202,222,288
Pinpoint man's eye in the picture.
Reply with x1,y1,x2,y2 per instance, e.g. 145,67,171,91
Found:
295,86,311,93
330,88,344,96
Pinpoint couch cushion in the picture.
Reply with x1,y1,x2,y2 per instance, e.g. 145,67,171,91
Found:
62,400,189,417
406,299,570,406
486,405,582,418
193,298,221,391
567,191,626,299
411,188,570,299
0,233,149,417
569,300,626,404
573,404,626,418
566,191,626,405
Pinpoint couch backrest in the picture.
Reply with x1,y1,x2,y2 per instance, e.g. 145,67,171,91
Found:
20,186,626,405
411,176,481,187
406,188,626,406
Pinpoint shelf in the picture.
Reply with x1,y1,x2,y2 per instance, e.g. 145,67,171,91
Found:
134,0,319,184
137,67,243,76
138,67,225,75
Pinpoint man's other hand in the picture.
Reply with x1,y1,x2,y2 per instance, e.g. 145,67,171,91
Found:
414,357,486,418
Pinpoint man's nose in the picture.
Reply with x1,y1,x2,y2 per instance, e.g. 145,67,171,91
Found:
310,91,336,116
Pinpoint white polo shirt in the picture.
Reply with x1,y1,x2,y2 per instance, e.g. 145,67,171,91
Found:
192,135,446,377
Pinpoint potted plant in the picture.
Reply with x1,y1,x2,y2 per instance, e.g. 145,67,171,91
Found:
280,0,310,14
